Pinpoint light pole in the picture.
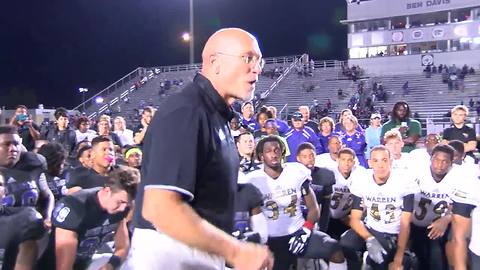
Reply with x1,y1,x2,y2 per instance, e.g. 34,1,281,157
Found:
78,88,88,112
189,0,194,64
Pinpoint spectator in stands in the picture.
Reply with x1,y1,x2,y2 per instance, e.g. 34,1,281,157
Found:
240,101,258,131
402,81,410,95
9,104,40,151
263,119,291,159
442,105,477,160
326,99,332,111
365,113,382,159
409,133,439,168
133,106,156,146
381,101,421,153
229,113,242,138
124,146,142,169
75,116,97,143
113,116,134,146
469,98,475,108
334,109,362,136
266,106,289,135
299,105,319,133
97,115,122,147
340,115,367,168
41,107,77,155
284,111,322,162
252,106,273,139
317,116,335,155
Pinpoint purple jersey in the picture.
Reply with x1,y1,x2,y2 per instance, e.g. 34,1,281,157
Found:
284,126,323,162
341,131,367,168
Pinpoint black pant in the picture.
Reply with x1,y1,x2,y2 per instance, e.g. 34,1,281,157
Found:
267,230,341,270
327,217,350,240
410,224,449,270
340,228,397,270
470,250,480,270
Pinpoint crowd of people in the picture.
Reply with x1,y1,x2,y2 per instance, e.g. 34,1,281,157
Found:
1,27,479,270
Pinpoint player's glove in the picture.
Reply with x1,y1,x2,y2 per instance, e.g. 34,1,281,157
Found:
288,221,314,255
366,236,387,264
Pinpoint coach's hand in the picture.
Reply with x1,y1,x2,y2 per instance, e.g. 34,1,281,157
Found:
366,236,387,264
229,242,274,270
288,226,312,255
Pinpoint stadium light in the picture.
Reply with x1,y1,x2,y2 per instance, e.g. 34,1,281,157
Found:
95,96,104,104
78,88,89,112
182,32,191,42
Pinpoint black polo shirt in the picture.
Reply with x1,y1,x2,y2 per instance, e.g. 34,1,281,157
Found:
443,124,476,155
133,73,239,233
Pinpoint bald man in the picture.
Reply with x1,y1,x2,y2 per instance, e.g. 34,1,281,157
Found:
123,28,273,270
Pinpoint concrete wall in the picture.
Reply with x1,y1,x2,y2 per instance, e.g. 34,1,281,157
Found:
349,49,480,74
348,0,479,21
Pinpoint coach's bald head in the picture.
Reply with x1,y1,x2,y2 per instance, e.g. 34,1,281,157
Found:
201,28,263,105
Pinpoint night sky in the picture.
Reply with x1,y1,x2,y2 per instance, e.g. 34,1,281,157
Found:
0,1,347,109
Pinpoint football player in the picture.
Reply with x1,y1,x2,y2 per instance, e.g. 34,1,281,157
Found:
449,164,480,269
0,171,46,270
410,144,458,270
66,136,116,194
340,145,419,270
383,130,411,171
0,125,54,228
328,148,366,240
296,142,335,232
53,165,138,270
248,136,347,270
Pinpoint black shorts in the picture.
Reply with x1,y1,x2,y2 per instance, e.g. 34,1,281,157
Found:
327,217,350,240
340,228,397,270
470,250,480,270
267,230,341,270
410,223,449,270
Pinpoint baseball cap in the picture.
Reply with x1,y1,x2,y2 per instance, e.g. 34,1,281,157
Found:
292,111,303,120
264,119,278,128
370,113,381,119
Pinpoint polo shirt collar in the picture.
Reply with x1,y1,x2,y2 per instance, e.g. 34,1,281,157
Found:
194,73,235,121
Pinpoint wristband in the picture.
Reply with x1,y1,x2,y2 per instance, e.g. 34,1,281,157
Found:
108,255,122,269
303,220,314,230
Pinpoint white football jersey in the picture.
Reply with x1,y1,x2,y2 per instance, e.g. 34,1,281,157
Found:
330,166,367,219
247,162,311,237
350,170,420,234
451,176,480,256
412,166,459,227
315,153,360,172
315,153,338,171
409,148,431,169
392,153,412,171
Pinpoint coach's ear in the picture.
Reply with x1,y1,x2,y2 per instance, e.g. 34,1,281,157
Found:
367,158,373,169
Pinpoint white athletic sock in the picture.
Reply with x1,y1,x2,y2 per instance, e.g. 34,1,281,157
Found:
329,260,347,270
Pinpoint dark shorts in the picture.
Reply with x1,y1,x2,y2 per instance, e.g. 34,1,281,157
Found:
267,230,341,270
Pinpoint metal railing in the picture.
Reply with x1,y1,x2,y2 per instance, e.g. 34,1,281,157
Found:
73,67,145,112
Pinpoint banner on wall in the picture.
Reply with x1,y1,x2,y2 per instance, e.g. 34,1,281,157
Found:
392,31,404,42
421,54,434,66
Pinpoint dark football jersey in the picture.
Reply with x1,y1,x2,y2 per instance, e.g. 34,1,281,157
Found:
233,183,263,234
66,168,108,190
0,152,46,207
44,173,68,201
52,188,128,267
0,207,45,270
310,166,335,202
